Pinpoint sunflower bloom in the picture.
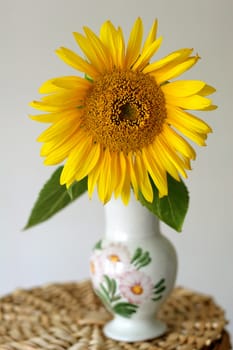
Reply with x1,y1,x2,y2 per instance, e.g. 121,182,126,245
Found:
30,18,216,204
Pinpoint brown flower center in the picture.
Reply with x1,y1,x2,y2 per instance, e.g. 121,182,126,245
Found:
108,254,120,263
131,284,144,295
82,70,167,153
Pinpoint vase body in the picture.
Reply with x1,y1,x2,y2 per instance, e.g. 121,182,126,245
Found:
90,196,177,342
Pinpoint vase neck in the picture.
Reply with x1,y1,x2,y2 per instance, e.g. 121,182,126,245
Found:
104,196,160,242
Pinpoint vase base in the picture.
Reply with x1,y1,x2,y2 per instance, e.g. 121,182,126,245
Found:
103,317,167,342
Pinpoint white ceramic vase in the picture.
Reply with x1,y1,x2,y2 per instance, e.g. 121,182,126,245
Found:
90,196,177,342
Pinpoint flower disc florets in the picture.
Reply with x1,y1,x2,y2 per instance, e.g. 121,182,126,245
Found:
82,70,167,153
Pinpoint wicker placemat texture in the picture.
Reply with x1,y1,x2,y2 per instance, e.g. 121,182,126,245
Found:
0,280,229,350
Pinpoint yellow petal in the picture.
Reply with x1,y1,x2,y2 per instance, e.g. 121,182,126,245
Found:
43,132,80,165
100,20,117,46
75,143,101,181
41,126,78,156
39,76,91,93
37,111,81,142
143,48,193,74
162,124,196,159
150,141,180,181
115,27,126,68
41,89,86,108
157,134,189,178
39,79,62,94
125,17,143,68
30,108,81,124
109,151,120,193
97,148,114,203
142,19,158,51
100,21,124,68
114,152,126,199
60,133,92,185
140,175,154,203
166,106,212,133
132,37,162,71
128,153,139,199
134,153,153,202
120,157,131,205
73,30,110,72
134,152,146,186
198,84,216,96
100,21,116,62
201,104,218,111
29,100,62,112
29,110,76,123
162,80,206,97
155,55,200,84
87,149,103,198
56,47,99,78
142,147,168,197
165,117,207,146
84,26,110,61
166,94,212,110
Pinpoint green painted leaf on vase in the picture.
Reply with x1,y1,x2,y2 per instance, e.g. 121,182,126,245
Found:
154,285,166,294
154,278,166,289
100,283,111,301
113,302,138,318
24,166,88,229
94,240,103,250
131,248,152,269
131,247,143,264
95,289,111,309
134,251,151,269
152,295,163,302
103,275,118,301
138,174,189,232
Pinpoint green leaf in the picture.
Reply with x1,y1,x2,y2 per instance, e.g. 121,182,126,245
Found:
154,286,166,294
154,278,165,289
111,279,117,297
113,302,138,318
95,289,111,309
152,295,163,302
131,249,152,269
104,275,113,293
100,283,110,301
94,240,102,250
24,166,88,229
103,275,117,299
111,295,121,302
138,174,189,232
131,247,143,264
67,184,74,200
136,256,152,269
134,251,151,268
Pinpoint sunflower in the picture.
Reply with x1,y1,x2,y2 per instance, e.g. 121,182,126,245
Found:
30,18,216,205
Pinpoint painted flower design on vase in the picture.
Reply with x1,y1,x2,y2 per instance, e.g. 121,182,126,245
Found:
90,251,104,288
90,241,166,318
119,270,153,305
100,243,131,278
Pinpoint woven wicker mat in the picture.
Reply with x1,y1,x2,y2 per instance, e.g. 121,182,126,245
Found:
0,280,230,350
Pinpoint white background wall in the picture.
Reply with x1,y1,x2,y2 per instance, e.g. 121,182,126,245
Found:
1,0,232,339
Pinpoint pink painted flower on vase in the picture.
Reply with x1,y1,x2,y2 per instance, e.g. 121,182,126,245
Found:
90,251,104,288
100,243,131,278
119,270,154,305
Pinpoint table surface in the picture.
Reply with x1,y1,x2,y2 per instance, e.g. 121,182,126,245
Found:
0,280,230,350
